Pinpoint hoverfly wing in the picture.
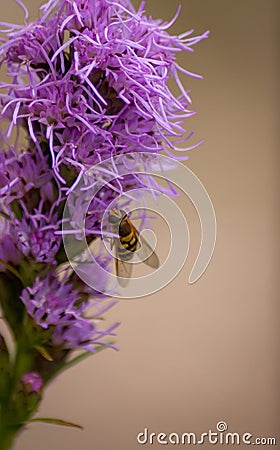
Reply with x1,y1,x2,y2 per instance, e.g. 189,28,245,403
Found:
134,226,160,269
115,257,133,287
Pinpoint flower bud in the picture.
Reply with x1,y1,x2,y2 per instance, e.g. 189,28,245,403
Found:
21,372,43,395
12,372,43,422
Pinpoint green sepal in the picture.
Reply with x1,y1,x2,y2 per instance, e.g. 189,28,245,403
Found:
34,345,53,362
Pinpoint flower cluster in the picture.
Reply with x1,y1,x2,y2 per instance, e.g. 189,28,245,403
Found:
0,0,207,335
1,0,208,229
2,0,207,167
0,0,207,441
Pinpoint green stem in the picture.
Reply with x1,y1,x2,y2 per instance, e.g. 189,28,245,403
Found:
0,411,23,450
12,344,32,387
1,434,15,450
0,430,21,450
0,430,16,450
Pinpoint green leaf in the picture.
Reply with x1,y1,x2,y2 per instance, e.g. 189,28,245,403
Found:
28,417,83,430
0,260,24,284
56,345,110,371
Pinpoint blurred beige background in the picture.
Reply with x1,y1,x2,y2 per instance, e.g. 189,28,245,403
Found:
1,0,278,449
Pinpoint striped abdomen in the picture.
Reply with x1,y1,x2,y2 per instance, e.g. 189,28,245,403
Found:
118,217,138,261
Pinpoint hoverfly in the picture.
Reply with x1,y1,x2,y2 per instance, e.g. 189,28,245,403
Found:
108,209,159,286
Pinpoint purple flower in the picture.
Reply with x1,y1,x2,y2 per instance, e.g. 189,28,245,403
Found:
0,0,208,191
0,0,209,250
0,232,21,271
13,215,61,264
0,146,61,267
0,147,53,205
21,372,43,393
20,274,83,329
20,272,118,350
